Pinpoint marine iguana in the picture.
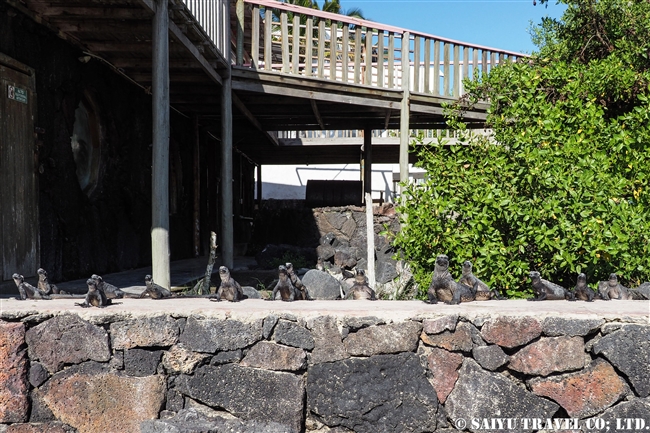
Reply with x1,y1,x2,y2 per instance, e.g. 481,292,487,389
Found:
344,269,377,300
12,273,51,300
426,254,475,305
598,273,633,300
210,266,244,302
75,278,113,308
91,274,125,299
458,261,504,300
573,273,595,302
528,271,575,301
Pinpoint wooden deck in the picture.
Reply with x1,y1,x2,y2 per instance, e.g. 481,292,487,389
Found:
8,0,524,165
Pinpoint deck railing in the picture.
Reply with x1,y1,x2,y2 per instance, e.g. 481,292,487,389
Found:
177,0,230,60
237,0,526,97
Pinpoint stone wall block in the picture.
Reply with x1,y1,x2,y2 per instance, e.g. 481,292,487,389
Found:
110,316,179,350
472,345,509,371
582,399,650,433
6,422,76,433
28,362,49,388
592,324,650,397
446,359,559,433
420,322,473,353
422,315,458,335
162,344,208,374
0,321,28,423
529,359,627,418
241,341,306,371
41,370,165,433
25,315,110,373
307,353,438,433
176,364,304,432
274,320,315,350
140,407,299,433
179,317,263,353
123,349,163,377
344,321,422,356
542,318,604,337
508,336,585,376
425,347,463,403
305,316,349,364
481,317,542,348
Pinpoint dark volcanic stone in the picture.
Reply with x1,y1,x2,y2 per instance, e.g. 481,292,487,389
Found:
316,244,336,261
423,315,458,335
29,362,49,388
241,341,306,371
375,260,398,284
302,269,342,299
472,345,509,371
6,422,76,433
262,315,278,339
274,320,315,350
110,315,180,350
176,364,304,431
508,336,584,376
210,350,243,365
583,399,650,433
140,408,299,433
123,349,163,377
334,249,357,269
307,352,438,433
481,317,542,348
592,324,650,397
179,317,263,354
25,315,110,373
29,389,55,423
241,286,261,299
446,359,559,433
306,316,349,364
542,317,604,337
421,322,473,353
344,321,422,356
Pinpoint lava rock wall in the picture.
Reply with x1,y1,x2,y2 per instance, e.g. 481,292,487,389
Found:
0,312,648,433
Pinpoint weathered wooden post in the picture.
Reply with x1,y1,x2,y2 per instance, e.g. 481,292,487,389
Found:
221,69,234,269
363,127,372,197
399,31,411,194
152,0,170,289
365,192,376,289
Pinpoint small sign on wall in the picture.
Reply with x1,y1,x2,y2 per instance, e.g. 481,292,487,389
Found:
7,84,28,104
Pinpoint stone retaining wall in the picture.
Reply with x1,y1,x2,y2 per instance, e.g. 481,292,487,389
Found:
0,310,648,433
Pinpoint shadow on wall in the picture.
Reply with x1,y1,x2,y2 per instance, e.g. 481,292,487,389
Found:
260,182,306,200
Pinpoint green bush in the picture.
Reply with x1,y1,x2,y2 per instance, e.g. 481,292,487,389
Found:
394,0,650,298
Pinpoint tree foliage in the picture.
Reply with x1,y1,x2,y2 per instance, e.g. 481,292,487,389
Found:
394,0,650,297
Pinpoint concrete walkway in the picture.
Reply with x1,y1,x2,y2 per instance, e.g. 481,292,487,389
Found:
0,256,258,297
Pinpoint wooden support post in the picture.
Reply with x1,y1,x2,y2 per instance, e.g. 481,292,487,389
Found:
236,0,244,66
256,164,262,208
193,114,200,257
152,0,170,290
221,70,234,268
399,32,410,193
363,127,372,197
365,192,375,289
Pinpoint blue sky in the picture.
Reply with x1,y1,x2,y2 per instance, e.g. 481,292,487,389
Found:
339,0,567,54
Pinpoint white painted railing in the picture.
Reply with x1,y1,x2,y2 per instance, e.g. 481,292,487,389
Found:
177,0,230,60
238,0,526,97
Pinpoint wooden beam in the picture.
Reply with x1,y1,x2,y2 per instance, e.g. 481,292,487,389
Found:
232,93,279,146
36,7,153,19
168,19,222,85
384,110,391,130
310,100,325,130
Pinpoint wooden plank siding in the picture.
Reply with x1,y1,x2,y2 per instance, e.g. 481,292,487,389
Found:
0,54,39,281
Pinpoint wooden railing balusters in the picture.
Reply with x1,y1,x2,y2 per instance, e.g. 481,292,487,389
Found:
453,44,460,97
264,8,271,71
377,31,384,88
413,36,421,93
443,42,450,96
342,25,349,83
354,27,362,85
318,20,325,79
388,32,395,89
251,5,259,69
